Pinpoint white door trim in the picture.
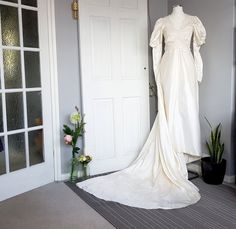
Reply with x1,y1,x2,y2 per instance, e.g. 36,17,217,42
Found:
46,0,61,181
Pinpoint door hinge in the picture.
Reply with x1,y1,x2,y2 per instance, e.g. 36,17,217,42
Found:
71,0,79,20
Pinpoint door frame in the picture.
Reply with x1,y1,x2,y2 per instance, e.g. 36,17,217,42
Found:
47,0,61,181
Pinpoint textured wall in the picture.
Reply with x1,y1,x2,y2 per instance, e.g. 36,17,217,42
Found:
168,0,235,176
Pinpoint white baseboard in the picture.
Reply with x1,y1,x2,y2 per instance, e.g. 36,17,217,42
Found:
60,173,70,181
60,170,84,181
224,175,235,183
187,163,201,175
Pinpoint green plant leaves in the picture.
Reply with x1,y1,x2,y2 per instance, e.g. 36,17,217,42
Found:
72,147,81,155
205,118,224,164
63,125,73,135
206,140,212,157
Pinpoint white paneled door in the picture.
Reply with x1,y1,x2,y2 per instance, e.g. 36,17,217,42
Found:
79,0,150,175
0,0,54,201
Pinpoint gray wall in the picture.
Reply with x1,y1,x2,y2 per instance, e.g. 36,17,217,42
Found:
168,0,235,176
233,1,236,176
148,0,168,125
55,0,82,174
54,0,236,177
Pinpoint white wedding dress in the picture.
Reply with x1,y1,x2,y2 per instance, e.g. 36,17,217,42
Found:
77,15,206,209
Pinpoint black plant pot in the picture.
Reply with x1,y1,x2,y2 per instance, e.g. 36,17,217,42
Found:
201,157,226,185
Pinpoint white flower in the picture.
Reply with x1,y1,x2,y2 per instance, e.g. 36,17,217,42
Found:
78,154,92,164
70,112,81,124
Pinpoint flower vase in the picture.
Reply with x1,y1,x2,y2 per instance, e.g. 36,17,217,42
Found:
70,162,78,183
82,164,89,180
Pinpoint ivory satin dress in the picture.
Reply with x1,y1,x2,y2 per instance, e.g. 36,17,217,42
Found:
77,15,206,209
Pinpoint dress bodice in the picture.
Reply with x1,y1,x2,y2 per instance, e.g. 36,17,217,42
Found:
150,14,206,82
163,15,195,52
150,14,206,50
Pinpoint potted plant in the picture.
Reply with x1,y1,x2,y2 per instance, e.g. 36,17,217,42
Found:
63,106,85,183
201,118,226,185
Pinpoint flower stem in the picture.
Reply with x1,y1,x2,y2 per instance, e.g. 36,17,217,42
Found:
70,161,75,182
70,149,77,183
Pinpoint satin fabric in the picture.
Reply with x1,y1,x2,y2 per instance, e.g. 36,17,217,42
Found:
77,15,206,209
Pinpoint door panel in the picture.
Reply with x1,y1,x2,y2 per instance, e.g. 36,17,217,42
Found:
121,0,139,9
120,19,138,79
0,0,54,201
123,97,141,155
90,16,112,80
87,0,111,7
79,0,150,175
93,98,116,160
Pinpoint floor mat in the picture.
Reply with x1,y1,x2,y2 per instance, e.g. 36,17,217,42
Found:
65,174,236,229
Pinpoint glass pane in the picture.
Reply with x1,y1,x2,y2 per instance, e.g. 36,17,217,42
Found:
0,5,20,46
22,9,39,48
3,49,22,89
0,94,3,132
22,0,37,7
24,51,41,87
1,0,18,3
8,133,26,172
27,91,42,127
6,93,24,131
0,137,6,175
29,129,44,166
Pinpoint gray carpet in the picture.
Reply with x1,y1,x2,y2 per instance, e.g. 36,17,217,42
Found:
0,182,114,229
66,178,236,229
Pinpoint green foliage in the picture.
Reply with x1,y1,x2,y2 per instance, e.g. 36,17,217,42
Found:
205,117,224,164
63,107,86,158
72,116,86,146
63,125,73,135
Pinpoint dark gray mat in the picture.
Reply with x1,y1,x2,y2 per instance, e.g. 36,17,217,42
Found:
66,176,236,229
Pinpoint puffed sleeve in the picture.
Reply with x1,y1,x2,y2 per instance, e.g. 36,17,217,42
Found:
193,16,206,82
150,18,164,82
